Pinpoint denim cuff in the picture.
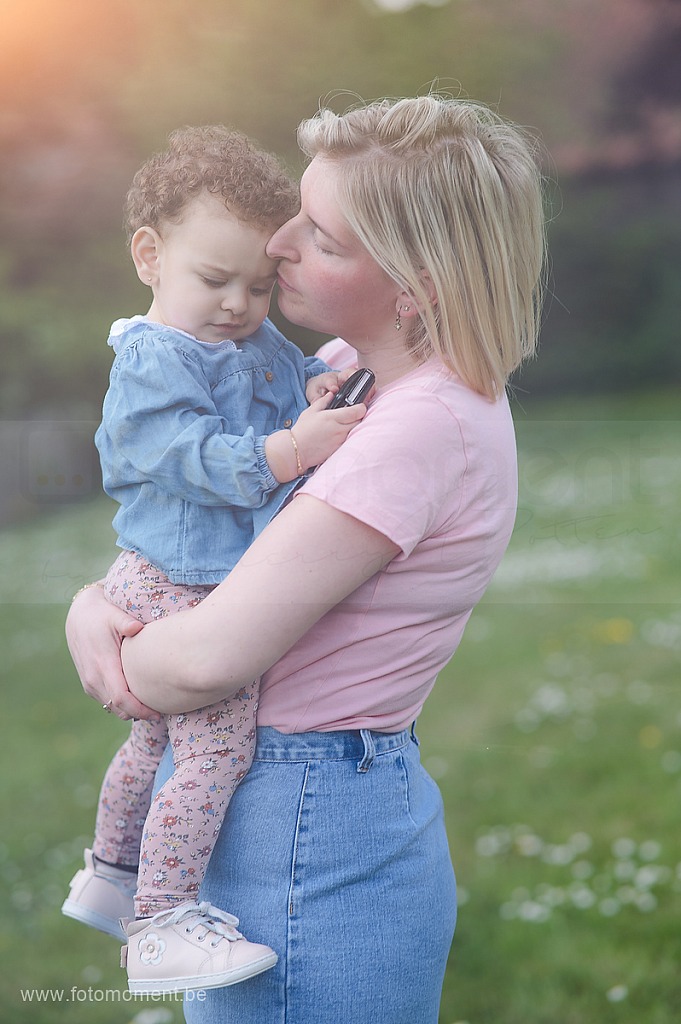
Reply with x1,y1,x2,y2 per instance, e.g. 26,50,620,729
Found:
303,356,332,382
254,436,279,491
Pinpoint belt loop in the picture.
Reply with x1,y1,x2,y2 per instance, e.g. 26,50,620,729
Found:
357,729,376,773
410,722,420,746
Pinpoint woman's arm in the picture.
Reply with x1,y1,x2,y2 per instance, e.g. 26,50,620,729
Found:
121,494,400,714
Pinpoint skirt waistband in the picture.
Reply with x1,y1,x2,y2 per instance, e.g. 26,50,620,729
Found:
253,725,414,767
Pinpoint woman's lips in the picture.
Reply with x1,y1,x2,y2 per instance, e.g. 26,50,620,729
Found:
276,273,296,294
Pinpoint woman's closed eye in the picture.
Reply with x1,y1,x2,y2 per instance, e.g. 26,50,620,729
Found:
313,239,336,256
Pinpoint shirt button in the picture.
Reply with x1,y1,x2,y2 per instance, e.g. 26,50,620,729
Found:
283,418,293,428
265,371,274,382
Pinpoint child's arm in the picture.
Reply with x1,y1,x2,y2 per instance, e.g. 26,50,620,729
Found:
264,394,366,483
100,338,363,508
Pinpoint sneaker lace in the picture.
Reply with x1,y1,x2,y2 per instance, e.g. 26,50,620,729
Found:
148,901,243,943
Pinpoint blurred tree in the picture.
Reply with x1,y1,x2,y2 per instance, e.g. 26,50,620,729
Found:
610,6,681,123
517,170,681,397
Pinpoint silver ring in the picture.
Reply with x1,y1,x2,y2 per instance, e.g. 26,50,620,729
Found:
102,700,113,713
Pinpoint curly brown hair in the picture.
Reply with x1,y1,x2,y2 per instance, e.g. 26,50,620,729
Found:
124,125,300,242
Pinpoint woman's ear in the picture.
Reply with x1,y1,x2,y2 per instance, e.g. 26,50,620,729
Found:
130,226,163,286
394,297,419,325
396,272,438,320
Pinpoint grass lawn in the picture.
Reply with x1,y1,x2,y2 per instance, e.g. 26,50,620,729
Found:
1,390,679,1023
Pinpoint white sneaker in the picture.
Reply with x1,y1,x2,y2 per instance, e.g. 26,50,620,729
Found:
122,901,278,994
61,849,136,941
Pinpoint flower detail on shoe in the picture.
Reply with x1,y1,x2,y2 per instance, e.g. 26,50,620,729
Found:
138,931,166,966
124,901,277,994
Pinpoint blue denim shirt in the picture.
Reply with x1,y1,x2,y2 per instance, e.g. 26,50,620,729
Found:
95,317,329,584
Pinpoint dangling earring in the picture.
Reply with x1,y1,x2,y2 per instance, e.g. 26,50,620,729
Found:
395,304,411,331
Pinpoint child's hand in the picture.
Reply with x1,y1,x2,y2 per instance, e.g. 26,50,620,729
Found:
305,368,356,403
264,392,367,483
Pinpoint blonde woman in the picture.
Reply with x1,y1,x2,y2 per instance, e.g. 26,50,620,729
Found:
66,94,546,1023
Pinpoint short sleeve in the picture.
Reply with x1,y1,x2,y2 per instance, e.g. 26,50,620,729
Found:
298,384,468,555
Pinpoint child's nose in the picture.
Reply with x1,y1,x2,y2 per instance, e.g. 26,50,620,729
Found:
221,289,247,315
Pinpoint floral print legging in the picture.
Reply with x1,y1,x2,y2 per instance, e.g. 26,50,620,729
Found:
93,550,258,918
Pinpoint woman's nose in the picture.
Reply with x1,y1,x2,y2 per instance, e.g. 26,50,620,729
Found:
267,218,297,260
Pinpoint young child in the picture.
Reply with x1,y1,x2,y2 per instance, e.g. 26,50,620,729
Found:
61,126,364,994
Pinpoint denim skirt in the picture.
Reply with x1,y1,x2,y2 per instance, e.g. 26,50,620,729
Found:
156,725,456,1024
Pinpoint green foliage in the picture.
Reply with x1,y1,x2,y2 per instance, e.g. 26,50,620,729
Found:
1,391,680,1022
517,172,681,397
0,235,142,417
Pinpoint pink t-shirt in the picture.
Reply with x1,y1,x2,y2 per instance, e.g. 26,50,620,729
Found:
257,341,518,733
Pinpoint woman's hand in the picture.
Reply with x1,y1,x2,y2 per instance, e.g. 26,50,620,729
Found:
65,586,159,721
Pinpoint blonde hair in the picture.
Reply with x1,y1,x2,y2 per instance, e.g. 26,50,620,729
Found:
124,125,299,243
297,96,546,399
